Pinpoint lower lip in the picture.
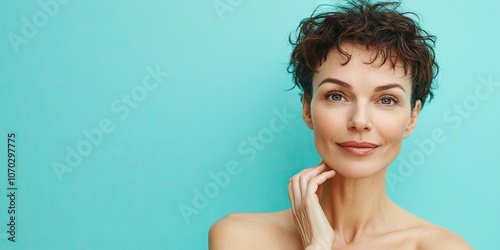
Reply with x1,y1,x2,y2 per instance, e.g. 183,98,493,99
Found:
339,146,377,156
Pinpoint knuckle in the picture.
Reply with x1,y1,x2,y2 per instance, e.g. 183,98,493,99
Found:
298,174,310,182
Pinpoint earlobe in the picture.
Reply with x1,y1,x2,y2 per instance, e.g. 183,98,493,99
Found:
302,94,314,130
404,100,421,138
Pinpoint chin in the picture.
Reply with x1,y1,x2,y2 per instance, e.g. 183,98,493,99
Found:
332,163,384,179
322,156,390,179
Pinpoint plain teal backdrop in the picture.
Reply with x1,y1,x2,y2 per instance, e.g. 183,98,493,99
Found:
1,0,499,249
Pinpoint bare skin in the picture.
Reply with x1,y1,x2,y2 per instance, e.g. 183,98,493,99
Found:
209,207,471,249
209,44,473,250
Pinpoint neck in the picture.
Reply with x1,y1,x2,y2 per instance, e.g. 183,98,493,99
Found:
319,169,400,244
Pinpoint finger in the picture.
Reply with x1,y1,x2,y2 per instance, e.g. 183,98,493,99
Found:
305,170,336,200
287,178,295,206
306,170,336,197
290,162,328,204
297,169,314,199
292,162,326,182
315,169,335,196
291,173,302,206
289,173,304,207
313,161,328,175
298,163,327,198
290,164,323,202
301,161,327,176
297,162,326,182
293,166,315,177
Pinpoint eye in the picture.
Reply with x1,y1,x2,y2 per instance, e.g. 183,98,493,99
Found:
325,91,345,102
379,96,398,105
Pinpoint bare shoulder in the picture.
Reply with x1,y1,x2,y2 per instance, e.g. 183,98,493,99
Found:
384,207,473,249
208,209,301,250
414,224,473,250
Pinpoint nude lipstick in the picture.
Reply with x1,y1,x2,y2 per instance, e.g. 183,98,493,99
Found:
337,141,379,156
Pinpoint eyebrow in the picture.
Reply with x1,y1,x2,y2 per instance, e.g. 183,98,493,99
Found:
319,78,352,89
318,77,406,92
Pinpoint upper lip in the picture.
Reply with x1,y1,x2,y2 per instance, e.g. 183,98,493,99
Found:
337,141,379,148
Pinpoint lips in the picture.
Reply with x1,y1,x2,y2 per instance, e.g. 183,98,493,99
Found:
337,141,379,156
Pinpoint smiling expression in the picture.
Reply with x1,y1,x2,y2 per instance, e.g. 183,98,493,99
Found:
302,43,421,178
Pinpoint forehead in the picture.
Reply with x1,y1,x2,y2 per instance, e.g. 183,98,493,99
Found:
313,43,411,89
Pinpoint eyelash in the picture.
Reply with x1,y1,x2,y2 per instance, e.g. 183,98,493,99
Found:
324,91,400,105
325,91,346,102
379,95,399,105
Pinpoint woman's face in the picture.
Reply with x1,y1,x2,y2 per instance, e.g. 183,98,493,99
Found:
302,43,421,178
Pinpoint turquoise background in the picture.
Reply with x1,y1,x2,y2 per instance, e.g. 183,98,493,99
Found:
1,0,499,249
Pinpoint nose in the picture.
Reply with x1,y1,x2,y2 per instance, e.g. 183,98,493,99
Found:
347,102,372,131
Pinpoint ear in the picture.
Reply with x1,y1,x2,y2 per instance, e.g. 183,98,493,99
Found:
302,94,314,130
403,100,421,138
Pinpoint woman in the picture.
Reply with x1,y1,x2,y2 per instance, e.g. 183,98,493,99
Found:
209,1,473,249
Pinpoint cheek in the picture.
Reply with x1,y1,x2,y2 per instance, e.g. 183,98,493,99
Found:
374,113,410,160
375,112,411,142
310,106,345,155
311,106,343,136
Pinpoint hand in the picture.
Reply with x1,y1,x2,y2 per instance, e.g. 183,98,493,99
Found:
288,161,336,250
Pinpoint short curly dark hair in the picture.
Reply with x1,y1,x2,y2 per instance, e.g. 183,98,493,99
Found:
288,0,438,110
